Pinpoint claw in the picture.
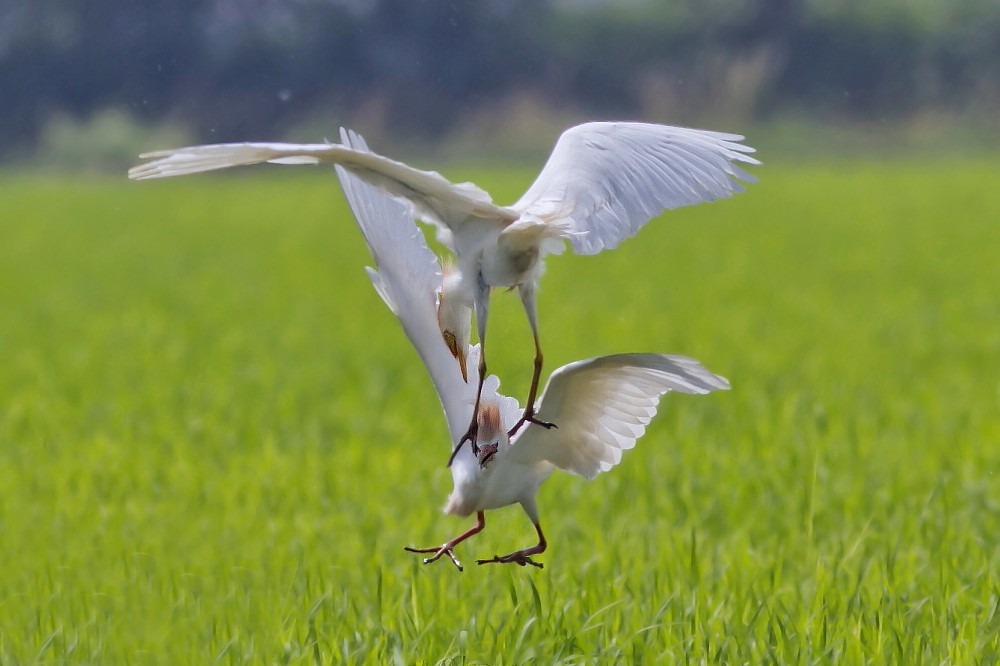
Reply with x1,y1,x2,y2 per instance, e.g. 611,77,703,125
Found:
477,553,544,569
403,511,486,572
507,410,558,438
405,545,464,571
475,523,546,569
448,419,480,467
461,419,480,455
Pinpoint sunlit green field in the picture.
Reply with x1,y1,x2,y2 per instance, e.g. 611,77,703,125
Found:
2,158,1000,665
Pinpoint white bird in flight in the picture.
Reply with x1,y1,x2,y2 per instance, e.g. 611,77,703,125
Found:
129,121,756,464
333,129,731,569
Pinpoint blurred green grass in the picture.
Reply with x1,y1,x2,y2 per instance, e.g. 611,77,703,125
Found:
1,159,999,664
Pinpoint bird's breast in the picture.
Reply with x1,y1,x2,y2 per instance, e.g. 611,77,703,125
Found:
480,244,539,288
445,452,551,516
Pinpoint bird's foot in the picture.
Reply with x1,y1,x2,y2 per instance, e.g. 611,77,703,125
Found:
448,420,480,467
459,420,480,456
476,551,544,569
477,443,499,469
507,410,557,438
404,544,463,571
528,416,557,429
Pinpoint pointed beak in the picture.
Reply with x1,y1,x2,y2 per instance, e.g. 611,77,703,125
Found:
443,331,468,382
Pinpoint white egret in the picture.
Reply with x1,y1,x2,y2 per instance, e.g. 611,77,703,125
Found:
334,129,731,569
129,121,756,461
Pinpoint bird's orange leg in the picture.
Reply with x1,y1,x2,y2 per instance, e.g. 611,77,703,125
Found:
450,284,492,467
477,522,547,569
507,331,556,438
448,349,488,467
405,511,486,572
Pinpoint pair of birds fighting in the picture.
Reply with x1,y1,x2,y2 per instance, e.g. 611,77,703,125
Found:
129,121,757,570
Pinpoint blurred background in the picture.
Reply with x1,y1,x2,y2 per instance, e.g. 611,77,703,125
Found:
3,0,1000,171
3,3,1000,661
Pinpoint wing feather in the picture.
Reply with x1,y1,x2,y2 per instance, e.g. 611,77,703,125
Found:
511,122,759,255
510,353,730,479
130,139,518,231
334,129,475,443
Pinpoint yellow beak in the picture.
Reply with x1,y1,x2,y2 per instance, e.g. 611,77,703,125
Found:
443,331,468,382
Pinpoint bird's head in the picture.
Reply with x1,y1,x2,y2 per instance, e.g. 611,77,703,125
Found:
437,261,471,382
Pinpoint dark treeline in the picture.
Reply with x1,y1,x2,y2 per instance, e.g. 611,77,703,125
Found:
2,0,999,159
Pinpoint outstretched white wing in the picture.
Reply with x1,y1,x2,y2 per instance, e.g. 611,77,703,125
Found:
130,122,755,252
510,353,730,479
334,128,475,443
510,122,759,255
129,138,518,230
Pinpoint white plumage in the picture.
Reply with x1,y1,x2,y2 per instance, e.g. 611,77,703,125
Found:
514,353,730,480
333,129,730,569
509,123,757,255
130,122,756,463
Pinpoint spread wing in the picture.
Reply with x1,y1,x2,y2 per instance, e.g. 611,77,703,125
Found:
334,128,476,443
510,122,759,255
129,137,518,231
510,353,730,479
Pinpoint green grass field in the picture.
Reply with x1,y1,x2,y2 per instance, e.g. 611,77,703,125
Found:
2,158,1000,664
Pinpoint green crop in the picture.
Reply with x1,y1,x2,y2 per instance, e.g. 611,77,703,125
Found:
1,159,999,664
